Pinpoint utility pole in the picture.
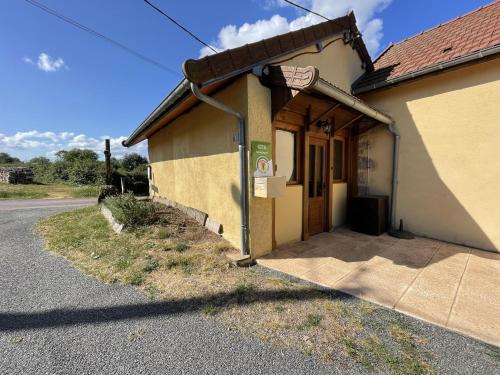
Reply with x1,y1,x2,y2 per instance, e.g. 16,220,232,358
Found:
104,139,112,185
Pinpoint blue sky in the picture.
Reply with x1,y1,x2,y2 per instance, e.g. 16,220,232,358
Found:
0,0,492,160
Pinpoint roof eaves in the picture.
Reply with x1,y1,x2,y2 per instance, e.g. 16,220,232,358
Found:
122,79,190,147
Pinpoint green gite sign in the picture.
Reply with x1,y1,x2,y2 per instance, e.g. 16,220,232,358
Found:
251,141,273,177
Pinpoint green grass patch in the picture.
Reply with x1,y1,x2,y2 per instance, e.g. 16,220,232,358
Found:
0,182,98,200
71,185,99,198
485,344,500,361
299,314,323,330
156,228,170,239
165,255,195,274
174,243,189,253
142,258,160,273
235,281,255,295
201,304,219,316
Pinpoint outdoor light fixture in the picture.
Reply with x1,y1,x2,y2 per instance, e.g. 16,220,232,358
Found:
317,119,332,134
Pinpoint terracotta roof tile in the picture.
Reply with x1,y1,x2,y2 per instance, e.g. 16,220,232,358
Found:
354,0,500,92
182,12,372,86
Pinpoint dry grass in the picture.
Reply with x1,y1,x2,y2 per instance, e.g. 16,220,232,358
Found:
36,205,435,373
0,183,98,199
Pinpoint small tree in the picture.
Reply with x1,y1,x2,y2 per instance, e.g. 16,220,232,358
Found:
121,153,148,171
0,152,22,165
28,157,52,183
55,149,104,185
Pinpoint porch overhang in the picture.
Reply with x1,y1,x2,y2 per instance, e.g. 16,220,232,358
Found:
262,65,393,133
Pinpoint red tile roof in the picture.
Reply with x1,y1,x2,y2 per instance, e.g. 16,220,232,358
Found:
183,12,372,86
354,0,500,93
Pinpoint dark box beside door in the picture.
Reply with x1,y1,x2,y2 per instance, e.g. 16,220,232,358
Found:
349,195,388,235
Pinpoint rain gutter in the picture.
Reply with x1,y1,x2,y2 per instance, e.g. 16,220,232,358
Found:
189,83,250,257
122,79,190,147
312,79,400,229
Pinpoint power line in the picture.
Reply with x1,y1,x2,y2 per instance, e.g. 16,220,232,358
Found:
23,0,181,76
142,0,217,53
283,0,330,21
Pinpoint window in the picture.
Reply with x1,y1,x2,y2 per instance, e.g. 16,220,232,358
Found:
276,128,299,183
333,138,345,182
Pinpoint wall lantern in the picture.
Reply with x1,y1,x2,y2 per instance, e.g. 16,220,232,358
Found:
316,119,333,135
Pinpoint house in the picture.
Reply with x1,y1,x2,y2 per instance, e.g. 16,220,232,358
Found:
123,2,500,257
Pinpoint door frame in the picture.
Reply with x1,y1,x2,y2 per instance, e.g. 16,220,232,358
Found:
306,136,329,236
303,130,332,241
271,109,359,247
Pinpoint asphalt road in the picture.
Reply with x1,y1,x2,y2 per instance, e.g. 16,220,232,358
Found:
0,205,359,374
0,197,96,211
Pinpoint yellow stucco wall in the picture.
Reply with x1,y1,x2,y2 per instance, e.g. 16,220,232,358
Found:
275,185,303,246
277,37,366,92
148,78,247,249
246,74,274,257
361,59,500,252
147,39,365,256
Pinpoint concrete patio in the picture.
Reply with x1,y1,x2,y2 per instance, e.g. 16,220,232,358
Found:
258,228,500,346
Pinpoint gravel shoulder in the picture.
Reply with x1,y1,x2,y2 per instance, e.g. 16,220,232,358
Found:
1,207,498,374
0,207,362,374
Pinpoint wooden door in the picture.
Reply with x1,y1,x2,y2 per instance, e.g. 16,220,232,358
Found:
308,137,328,235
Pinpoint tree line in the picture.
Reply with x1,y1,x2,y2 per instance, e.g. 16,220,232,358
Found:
0,150,149,194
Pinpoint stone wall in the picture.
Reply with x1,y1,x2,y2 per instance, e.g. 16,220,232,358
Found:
0,167,34,184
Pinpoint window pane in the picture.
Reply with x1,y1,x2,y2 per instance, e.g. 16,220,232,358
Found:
333,139,344,181
317,145,323,196
276,129,296,182
309,144,315,197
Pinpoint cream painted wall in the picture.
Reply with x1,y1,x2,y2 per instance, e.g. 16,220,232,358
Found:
361,59,500,252
148,78,246,249
275,185,303,246
332,182,348,228
276,37,366,92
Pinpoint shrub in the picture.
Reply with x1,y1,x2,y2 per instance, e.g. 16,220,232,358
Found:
104,193,158,227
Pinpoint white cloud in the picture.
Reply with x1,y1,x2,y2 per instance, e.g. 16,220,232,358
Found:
201,0,391,57
24,52,68,72
37,53,66,72
0,131,145,159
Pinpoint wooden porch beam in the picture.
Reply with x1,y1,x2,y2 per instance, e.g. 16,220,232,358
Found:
306,103,341,128
334,114,363,134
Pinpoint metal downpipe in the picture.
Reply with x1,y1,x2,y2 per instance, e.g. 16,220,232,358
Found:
311,78,400,230
387,123,400,230
189,83,250,256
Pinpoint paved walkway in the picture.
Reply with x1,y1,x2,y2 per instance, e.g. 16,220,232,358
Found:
0,207,355,374
258,228,500,346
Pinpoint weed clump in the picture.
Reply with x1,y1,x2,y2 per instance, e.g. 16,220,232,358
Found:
174,243,189,253
299,314,323,330
143,258,160,273
201,304,219,316
165,255,195,274
104,193,158,227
